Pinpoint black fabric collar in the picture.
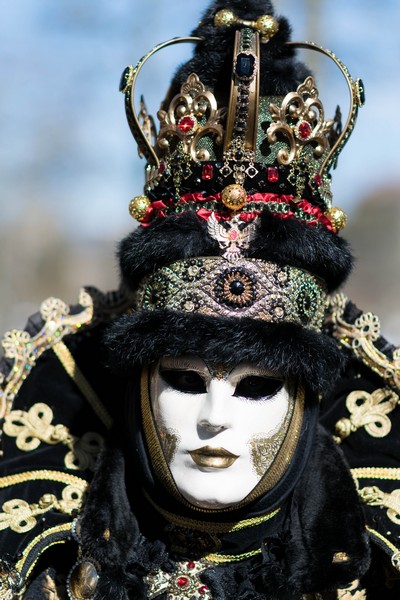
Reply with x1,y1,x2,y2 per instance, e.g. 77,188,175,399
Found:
77,424,370,599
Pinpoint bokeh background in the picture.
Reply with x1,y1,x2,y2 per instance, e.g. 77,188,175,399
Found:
1,0,400,343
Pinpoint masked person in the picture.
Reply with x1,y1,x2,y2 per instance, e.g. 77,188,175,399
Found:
1,1,399,598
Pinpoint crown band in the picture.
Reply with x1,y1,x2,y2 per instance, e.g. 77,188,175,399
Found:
134,258,327,331
131,191,335,231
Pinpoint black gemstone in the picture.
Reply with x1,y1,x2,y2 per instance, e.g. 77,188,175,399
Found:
289,175,297,184
119,67,131,92
230,280,245,295
236,53,255,78
358,79,366,104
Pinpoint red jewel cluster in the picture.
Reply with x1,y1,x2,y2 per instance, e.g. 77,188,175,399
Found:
174,562,210,596
298,121,312,140
178,116,197,134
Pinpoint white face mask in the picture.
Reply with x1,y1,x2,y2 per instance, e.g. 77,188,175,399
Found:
150,356,294,509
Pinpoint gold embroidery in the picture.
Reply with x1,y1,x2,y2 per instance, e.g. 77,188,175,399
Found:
0,291,93,419
359,485,400,526
0,470,88,490
52,341,113,429
351,467,400,481
16,522,72,577
0,484,85,533
336,580,366,599
334,388,398,443
204,548,262,563
4,403,104,471
145,489,281,533
327,294,400,393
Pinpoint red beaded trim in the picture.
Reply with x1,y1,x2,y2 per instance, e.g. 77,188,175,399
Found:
140,192,334,232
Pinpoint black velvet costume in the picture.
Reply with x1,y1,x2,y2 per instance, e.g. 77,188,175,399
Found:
1,1,400,598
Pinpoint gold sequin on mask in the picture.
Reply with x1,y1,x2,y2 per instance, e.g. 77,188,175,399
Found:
134,257,327,331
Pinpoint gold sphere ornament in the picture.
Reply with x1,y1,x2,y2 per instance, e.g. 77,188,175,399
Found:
221,184,247,211
214,9,237,28
129,195,151,222
327,206,348,233
255,15,279,41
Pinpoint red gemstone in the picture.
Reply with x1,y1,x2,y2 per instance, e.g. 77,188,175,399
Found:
177,576,189,588
188,561,195,569
159,161,166,175
313,173,322,186
178,116,196,133
202,164,214,180
199,585,210,595
298,122,312,140
267,166,279,183
229,230,238,241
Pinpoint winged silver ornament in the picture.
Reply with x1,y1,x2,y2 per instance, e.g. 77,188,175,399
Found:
207,212,258,260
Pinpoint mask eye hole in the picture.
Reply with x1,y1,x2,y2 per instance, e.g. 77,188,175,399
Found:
160,369,206,394
234,376,283,400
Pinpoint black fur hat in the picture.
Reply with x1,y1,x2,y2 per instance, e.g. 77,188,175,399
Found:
108,0,365,390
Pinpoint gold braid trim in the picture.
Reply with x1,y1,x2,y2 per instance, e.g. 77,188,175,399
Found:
144,490,280,533
366,526,400,572
15,522,72,578
327,294,400,393
52,341,113,429
352,467,400,481
0,470,88,489
203,547,262,563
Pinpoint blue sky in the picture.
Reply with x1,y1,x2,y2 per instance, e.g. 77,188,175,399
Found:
1,0,400,240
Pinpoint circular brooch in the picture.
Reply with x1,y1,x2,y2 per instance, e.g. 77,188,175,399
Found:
214,268,255,308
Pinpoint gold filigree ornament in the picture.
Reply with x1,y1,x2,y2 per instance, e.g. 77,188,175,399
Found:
3,403,104,471
359,485,400,526
327,294,400,392
268,76,333,200
157,72,225,162
336,580,366,599
0,560,23,599
214,9,279,43
334,388,399,443
0,290,94,420
0,484,85,534
145,559,213,600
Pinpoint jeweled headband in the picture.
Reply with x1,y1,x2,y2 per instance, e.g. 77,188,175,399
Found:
134,257,327,331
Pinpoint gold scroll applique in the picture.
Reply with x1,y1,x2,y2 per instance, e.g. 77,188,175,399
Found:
327,294,400,392
359,485,400,526
0,291,94,420
336,579,366,599
334,388,399,443
3,403,104,471
0,484,85,534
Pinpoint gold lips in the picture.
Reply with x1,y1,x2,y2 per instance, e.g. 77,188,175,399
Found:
189,446,239,469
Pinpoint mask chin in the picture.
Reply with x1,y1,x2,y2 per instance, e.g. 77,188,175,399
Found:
141,361,308,514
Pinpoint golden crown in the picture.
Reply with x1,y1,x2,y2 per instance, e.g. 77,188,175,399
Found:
120,9,365,234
